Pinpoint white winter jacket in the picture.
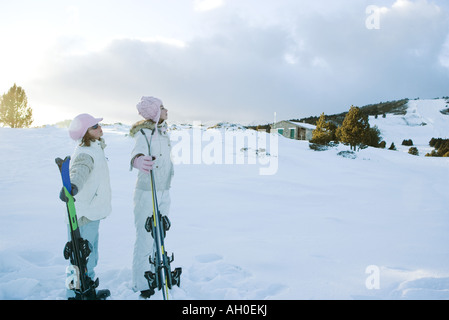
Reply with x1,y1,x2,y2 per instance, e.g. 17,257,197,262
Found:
129,120,174,191
70,139,112,221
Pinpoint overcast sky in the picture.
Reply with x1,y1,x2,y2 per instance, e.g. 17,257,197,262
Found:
1,0,449,126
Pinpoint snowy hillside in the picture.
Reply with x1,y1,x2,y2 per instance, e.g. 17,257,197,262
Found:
0,99,448,300
370,98,449,156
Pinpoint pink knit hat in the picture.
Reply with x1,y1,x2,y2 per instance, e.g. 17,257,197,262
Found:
136,96,162,122
68,113,103,140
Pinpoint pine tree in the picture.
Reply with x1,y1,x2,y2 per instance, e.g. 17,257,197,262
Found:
408,147,419,156
0,84,33,128
362,125,382,148
336,106,369,151
311,112,334,145
388,142,396,150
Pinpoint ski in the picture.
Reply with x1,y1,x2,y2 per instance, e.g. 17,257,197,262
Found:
56,156,110,300
140,129,182,300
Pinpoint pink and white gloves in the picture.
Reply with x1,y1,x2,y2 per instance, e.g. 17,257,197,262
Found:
133,155,155,173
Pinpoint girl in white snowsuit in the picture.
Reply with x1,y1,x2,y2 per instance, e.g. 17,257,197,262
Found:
129,96,174,298
61,113,112,299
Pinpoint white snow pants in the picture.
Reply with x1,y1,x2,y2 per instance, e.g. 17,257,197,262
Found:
132,189,171,292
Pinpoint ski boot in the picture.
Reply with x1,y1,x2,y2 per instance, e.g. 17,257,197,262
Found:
145,215,171,238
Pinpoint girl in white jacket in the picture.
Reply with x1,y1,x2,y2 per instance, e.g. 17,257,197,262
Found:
129,96,174,299
61,113,112,299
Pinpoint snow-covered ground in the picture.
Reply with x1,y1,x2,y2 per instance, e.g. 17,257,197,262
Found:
0,99,448,300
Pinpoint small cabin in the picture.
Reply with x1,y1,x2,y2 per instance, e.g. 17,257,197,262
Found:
271,120,316,141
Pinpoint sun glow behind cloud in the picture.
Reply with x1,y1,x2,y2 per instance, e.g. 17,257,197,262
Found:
194,0,224,12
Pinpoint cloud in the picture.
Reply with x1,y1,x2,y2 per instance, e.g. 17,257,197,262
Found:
31,25,294,124
29,0,449,125
279,0,449,106
440,35,449,69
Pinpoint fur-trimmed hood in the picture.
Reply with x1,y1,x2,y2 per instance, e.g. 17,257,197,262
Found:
130,119,173,192
129,120,168,137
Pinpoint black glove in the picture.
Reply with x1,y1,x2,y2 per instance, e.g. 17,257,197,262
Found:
59,184,78,202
